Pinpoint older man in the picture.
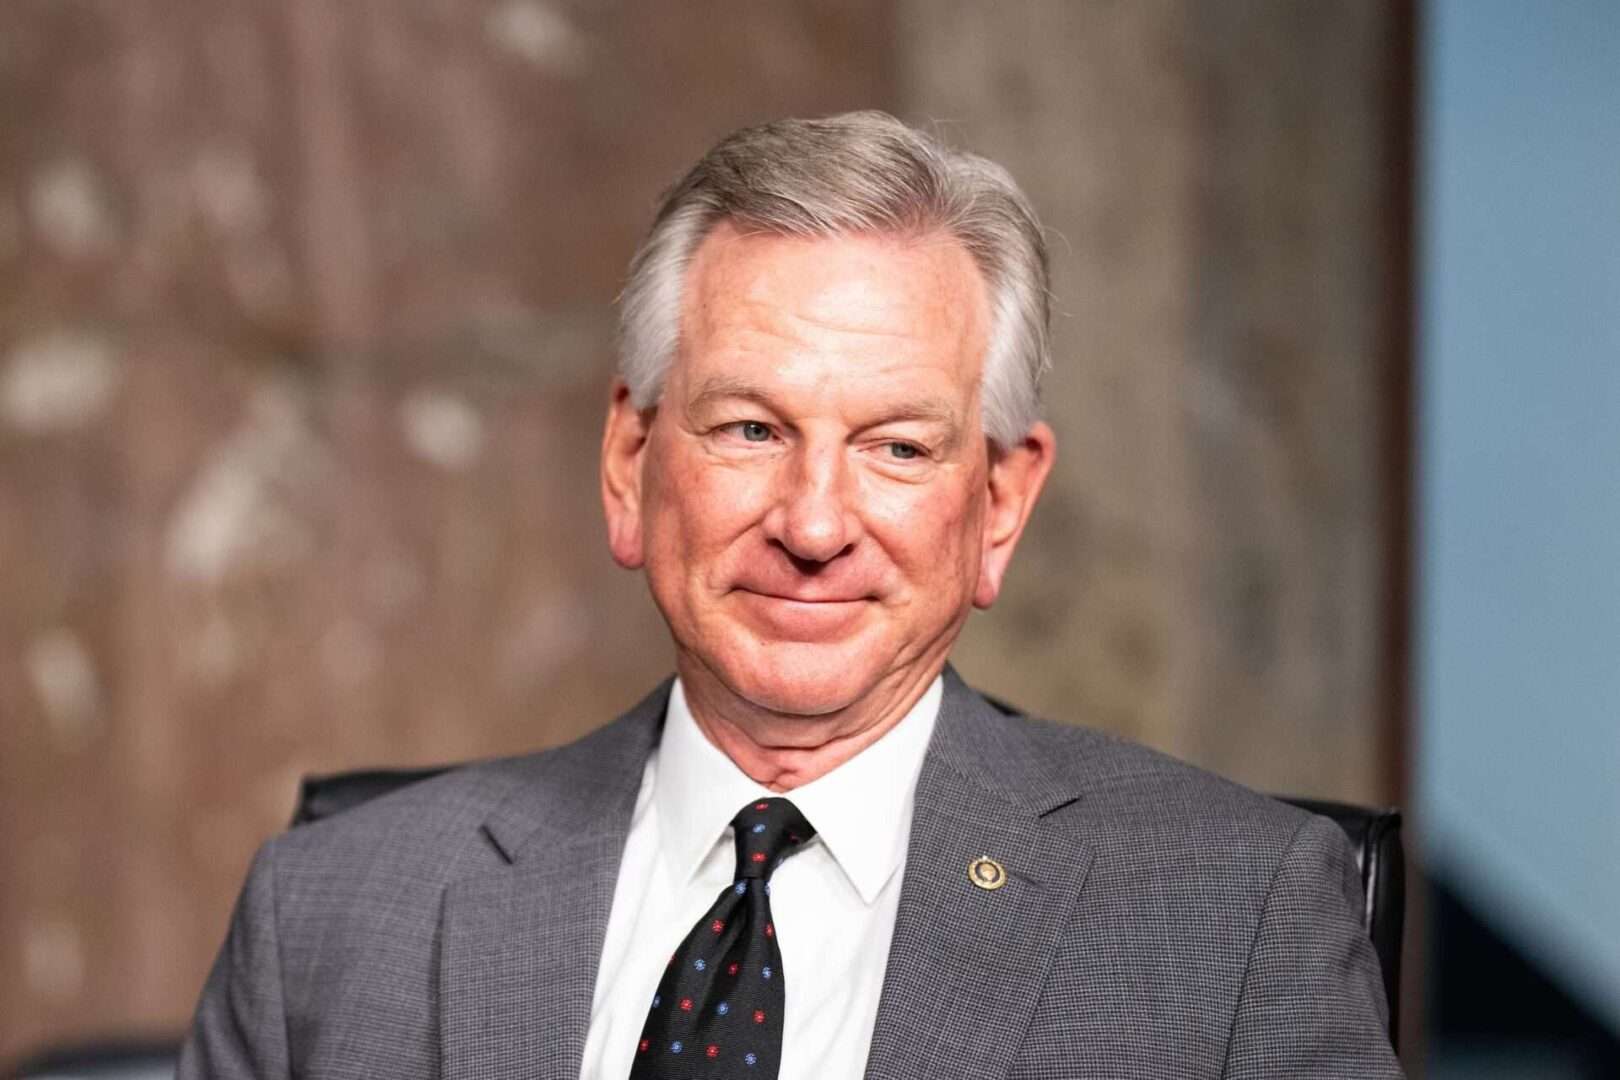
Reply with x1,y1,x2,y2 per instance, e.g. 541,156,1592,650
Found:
182,112,1402,1079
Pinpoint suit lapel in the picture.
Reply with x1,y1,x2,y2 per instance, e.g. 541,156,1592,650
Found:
864,671,1095,1080
435,672,1089,1080
439,684,668,1080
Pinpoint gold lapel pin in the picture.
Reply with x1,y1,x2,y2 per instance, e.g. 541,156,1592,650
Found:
968,856,1007,891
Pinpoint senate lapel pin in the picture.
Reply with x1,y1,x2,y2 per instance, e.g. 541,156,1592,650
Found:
968,856,1007,891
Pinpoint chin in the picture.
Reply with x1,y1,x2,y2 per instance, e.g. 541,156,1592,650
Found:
712,639,887,718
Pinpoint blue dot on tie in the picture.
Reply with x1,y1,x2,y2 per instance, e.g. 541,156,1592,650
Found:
717,1002,729,1015
735,881,747,895
752,823,766,833
762,965,773,980
652,993,661,1008
765,881,772,896
671,1041,683,1054
694,958,706,971
745,1052,758,1066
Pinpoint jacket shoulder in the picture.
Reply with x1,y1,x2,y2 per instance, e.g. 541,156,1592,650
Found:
265,702,658,908
968,701,1397,1075
965,697,1318,869
273,754,527,869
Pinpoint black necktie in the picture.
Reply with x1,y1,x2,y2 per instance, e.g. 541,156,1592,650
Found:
629,797,816,1079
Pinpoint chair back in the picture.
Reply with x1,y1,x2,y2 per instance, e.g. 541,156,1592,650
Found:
1276,796,1405,1046
5,1040,178,1080
291,766,450,825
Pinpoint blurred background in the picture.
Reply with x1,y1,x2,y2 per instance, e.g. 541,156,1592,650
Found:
0,1,1614,1076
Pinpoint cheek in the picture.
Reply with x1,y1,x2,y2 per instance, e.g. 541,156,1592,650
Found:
644,443,772,557
867,476,985,575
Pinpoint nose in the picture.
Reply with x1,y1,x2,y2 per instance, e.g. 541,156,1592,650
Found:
761,442,862,564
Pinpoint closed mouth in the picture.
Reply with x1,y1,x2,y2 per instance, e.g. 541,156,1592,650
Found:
738,588,869,604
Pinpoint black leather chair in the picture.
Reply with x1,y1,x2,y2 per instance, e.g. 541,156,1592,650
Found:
5,1040,178,1079
291,766,453,825
291,767,1407,1047
1275,797,1406,1048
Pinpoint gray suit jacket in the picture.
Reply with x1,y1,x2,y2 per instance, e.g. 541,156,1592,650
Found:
181,670,1403,1079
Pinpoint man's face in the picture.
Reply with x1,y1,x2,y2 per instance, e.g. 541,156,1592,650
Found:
602,224,1052,722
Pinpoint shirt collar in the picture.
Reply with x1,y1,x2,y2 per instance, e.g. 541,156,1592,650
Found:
655,675,942,905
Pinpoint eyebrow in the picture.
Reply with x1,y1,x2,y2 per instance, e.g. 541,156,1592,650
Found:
686,375,780,416
686,375,962,432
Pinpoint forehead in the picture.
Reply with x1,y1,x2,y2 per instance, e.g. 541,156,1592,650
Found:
674,223,990,397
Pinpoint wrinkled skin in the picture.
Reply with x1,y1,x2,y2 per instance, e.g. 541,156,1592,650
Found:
601,224,1055,789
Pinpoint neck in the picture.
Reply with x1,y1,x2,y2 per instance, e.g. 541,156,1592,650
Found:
677,661,943,792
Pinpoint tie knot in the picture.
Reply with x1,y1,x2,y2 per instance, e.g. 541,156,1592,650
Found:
731,797,815,880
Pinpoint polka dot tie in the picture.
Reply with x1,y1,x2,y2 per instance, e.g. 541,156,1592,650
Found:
628,797,816,1079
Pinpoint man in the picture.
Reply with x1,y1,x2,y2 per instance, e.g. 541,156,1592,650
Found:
182,111,1402,1079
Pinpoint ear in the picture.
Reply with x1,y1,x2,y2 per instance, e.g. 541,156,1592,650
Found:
974,420,1056,609
601,379,654,569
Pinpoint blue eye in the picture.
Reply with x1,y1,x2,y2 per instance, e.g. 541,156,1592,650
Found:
740,421,771,442
888,442,921,460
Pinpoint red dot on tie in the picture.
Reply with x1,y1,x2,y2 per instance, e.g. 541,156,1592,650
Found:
727,962,740,975
754,1009,766,1024
679,998,693,1012
706,1044,720,1059
750,851,766,863
765,922,774,938
711,919,725,933
638,1039,649,1053
754,802,768,811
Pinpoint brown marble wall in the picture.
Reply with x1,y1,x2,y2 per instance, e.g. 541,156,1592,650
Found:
917,0,1408,804
0,0,1406,1061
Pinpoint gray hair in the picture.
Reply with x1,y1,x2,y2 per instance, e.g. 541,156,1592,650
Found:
617,110,1050,448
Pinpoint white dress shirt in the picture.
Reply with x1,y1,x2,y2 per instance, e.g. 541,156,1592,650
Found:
579,676,943,1080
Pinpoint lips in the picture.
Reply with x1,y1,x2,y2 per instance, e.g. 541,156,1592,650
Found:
730,576,876,604
738,589,869,604
730,587,872,640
